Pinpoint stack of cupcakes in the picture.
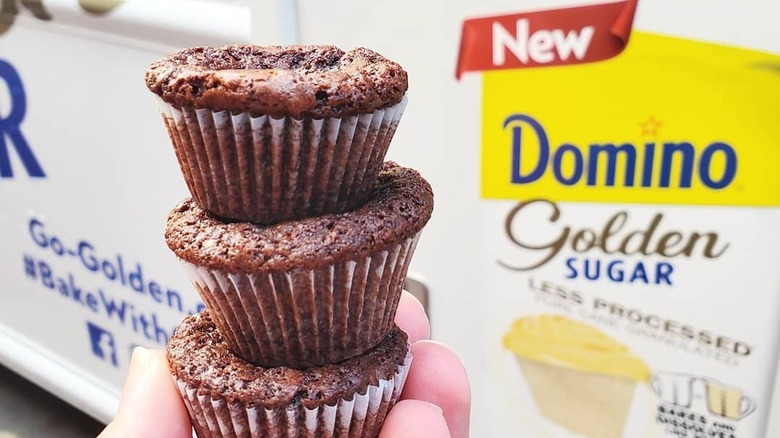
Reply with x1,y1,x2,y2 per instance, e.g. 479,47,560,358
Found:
144,45,434,437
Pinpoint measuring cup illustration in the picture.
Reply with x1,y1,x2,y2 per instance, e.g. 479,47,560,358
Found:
650,372,697,408
705,378,756,420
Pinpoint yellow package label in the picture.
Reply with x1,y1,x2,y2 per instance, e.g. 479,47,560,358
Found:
482,32,780,206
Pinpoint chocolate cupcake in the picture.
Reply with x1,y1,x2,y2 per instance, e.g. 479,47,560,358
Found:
168,311,412,438
145,45,408,224
165,162,433,368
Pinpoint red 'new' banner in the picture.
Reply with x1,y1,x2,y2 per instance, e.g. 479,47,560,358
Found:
456,0,638,79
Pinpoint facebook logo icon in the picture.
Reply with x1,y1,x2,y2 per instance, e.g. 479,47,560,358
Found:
86,322,118,367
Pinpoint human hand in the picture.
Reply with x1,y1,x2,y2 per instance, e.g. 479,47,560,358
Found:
98,291,471,438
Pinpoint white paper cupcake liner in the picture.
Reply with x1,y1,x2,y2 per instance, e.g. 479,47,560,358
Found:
159,96,408,224
181,234,420,368
177,351,412,438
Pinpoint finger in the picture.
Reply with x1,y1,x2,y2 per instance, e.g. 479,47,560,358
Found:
394,290,430,343
99,348,192,438
379,399,450,438
117,347,151,410
98,347,156,438
401,341,471,438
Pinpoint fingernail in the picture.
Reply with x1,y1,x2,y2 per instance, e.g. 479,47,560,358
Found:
422,400,445,417
131,347,153,368
416,340,468,366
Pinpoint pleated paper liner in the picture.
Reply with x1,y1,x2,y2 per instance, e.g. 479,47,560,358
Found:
172,334,412,438
180,234,419,369
159,96,407,224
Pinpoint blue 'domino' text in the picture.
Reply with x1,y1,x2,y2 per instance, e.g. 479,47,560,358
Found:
504,114,737,189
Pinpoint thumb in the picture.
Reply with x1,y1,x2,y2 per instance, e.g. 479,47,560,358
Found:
98,348,192,438
378,400,451,438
